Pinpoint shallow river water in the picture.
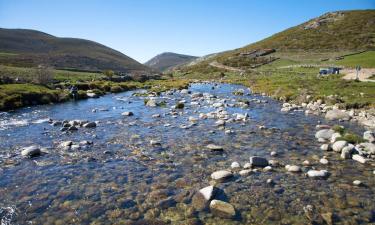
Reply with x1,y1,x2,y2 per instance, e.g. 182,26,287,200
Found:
0,83,374,225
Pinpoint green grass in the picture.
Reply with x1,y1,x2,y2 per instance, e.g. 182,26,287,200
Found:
0,52,18,57
0,65,105,83
335,51,375,68
175,65,375,108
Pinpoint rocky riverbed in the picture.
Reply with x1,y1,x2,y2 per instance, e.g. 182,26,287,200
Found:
0,82,374,225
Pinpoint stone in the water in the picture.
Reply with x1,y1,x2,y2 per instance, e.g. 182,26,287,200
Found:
332,140,347,152
315,129,335,140
150,140,161,146
340,145,354,159
249,156,269,167
21,146,41,157
199,185,215,201
263,166,272,172
363,131,375,143
83,122,96,128
302,160,310,166
352,154,367,164
325,109,350,121
266,178,274,184
330,133,342,143
231,161,240,169
209,199,236,219
353,180,362,186
206,144,223,151
307,170,329,178
211,170,233,181
68,126,78,131
286,165,301,172
270,151,277,156
320,158,329,165
360,142,375,155
121,111,134,116
243,162,251,169
239,169,252,176
320,144,330,151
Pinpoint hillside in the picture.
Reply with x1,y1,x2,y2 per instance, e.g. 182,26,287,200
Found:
0,28,152,74
182,10,375,71
145,52,198,72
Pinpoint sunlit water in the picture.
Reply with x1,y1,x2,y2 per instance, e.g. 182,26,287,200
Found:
0,83,373,225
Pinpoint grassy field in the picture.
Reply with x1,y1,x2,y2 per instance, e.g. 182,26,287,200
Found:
335,51,375,68
175,62,375,109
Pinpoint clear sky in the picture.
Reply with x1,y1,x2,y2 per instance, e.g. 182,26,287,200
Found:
0,0,374,63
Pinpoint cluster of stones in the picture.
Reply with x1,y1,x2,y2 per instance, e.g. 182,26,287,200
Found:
280,97,375,129
48,119,97,132
315,126,375,184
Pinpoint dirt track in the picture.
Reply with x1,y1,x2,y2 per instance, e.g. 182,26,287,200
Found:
342,68,375,82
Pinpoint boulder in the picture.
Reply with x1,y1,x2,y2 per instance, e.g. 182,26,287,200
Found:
211,170,233,181
352,154,367,164
21,146,41,157
325,109,350,121
332,141,347,152
360,142,375,155
341,145,354,159
249,156,269,167
363,131,375,143
315,129,335,140
209,200,236,218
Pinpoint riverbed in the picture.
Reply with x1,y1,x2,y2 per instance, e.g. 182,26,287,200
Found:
0,83,374,225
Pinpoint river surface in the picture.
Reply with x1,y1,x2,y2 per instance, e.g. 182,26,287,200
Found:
0,83,374,225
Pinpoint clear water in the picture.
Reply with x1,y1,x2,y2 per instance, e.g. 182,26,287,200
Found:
0,83,373,225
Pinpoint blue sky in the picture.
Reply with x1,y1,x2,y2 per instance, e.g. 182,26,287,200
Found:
0,0,374,63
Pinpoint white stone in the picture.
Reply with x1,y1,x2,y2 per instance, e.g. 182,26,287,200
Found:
211,170,233,181
231,162,240,169
319,158,329,165
332,141,347,152
307,170,329,178
239,169,252,176
199,185,214,201
352,154,367,164
287,165,301,172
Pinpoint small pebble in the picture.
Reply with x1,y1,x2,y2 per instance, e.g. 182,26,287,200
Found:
353,180,362,186
320,158,329,165
270,151,277,156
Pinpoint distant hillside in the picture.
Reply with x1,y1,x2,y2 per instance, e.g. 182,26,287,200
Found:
183,10,375,71
0,28,152,74
145,52,198,72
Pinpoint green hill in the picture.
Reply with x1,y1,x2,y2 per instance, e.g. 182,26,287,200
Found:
183,10,375,71
0,28,152,74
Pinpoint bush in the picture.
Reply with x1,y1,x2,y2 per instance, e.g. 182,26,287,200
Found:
337,133,365,144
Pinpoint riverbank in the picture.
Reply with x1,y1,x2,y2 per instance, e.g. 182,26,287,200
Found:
0,79,190,111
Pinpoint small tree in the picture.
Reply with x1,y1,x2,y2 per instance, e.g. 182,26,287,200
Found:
34,65,53,85
104,70,115,80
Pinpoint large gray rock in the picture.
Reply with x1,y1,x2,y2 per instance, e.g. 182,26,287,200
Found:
249,156,269,167
363,131,375,143
21,146,41,157
211,170,233,181
315,129,335,140
209,200,236,218
332,141,347,152
325,109,350,121
341,145,354,159
360,142,375,155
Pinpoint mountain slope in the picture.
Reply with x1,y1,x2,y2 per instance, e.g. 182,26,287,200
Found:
0,28,151,73
145,52,198,72
183,10,375,71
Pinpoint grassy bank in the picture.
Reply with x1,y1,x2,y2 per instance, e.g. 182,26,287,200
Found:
174,65,375,109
